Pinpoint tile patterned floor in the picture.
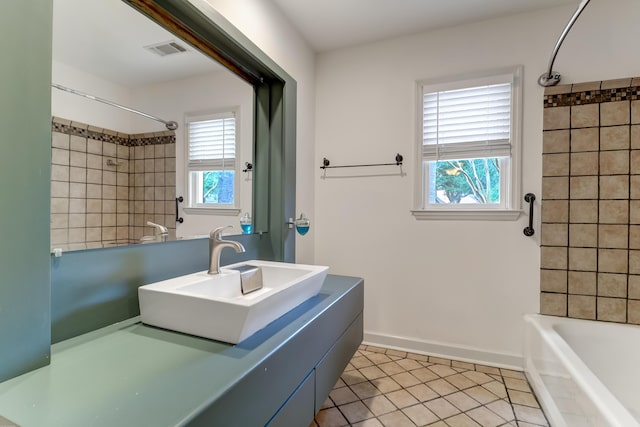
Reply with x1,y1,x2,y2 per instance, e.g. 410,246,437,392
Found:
311,345,549,427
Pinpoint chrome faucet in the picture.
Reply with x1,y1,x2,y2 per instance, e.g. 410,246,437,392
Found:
208,226,245,275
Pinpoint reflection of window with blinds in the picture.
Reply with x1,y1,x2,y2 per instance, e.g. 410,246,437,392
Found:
415,67,522,215
186,112,238,208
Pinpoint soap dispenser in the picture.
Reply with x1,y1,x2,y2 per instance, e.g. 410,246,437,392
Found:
240,212,252,234
295,213,310,235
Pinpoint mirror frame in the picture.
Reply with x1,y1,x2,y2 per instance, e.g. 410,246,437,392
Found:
125,0,296,261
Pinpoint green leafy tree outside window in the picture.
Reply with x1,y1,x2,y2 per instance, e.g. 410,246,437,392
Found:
434,158,500,204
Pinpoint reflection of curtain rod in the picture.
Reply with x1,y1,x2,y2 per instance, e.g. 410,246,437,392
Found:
51,83,178,130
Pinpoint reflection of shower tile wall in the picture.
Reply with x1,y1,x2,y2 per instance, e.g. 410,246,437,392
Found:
540,77,640,324
50,117,176,250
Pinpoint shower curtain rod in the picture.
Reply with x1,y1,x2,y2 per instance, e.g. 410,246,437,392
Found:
51,83,178,130
538,0,591,87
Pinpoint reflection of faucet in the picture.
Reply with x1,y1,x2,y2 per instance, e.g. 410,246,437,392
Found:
208,226,245,275
143,221,168,242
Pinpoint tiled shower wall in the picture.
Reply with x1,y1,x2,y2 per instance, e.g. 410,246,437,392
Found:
50,117,176,250
540,77,640,324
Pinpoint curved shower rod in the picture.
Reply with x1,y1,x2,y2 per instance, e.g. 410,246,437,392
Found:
538,0,591,87
51,83,178,130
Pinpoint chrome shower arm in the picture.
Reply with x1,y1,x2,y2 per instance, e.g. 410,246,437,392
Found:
538,0,591,87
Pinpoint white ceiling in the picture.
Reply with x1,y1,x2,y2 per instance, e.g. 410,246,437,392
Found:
53,0,581,86
270,0,581,52
53,0,224,88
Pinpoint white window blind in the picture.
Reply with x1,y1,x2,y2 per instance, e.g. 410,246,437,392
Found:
187,113,236,170
422,82,512,161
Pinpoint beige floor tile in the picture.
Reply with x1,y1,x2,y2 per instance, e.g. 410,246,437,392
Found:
508,389,540,408
443,413,481,427
465,406,506,427
406,383,439,402
411,367,440,383
386,389,420,409
475,365,501,375
342,370,368,385
513,404,549,426
461,370,494,385
391,371,421,388
429,364,458,377
378,410,416,427
451,360,475,370
403,403,439,426
315,407,349,427
351,355,375,369
330,386,359,406
445,373,476,390
482,381,508,399
464,385,500,404
378,361,406,376
320,397,335,410
424,397,461,419
407,352,430,362
316,346,547,427
485,399,515,421
396,358,423,371
333,378,346,389
445,391,481,412
386,349,407,358
352,418,384,427
351,381,383,400
427,378,458,396
504,377,531,393
429,356,452,366
360,366,388,381
500,369,526,380
367,353,393,364
372,376,403,393
362,395,397,416
339,401,375,424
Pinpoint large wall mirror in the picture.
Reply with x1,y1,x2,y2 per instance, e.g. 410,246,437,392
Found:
51,0,256,252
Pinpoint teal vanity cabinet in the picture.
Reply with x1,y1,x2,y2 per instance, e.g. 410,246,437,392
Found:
0,276,363,427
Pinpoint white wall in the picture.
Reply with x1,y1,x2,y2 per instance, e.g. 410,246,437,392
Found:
203,0,317,263
314,1,640,366
131,71,254,237
52,60,133,132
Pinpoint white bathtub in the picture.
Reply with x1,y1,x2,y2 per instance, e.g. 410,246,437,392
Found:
524,314,639,427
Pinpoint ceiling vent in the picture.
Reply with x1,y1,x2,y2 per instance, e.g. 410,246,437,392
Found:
144,41,188,57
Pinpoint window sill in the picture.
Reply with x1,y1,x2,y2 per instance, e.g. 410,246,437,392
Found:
183,207,241,216
411,209,522,221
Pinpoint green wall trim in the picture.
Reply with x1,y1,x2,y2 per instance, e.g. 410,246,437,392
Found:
0,0,53,383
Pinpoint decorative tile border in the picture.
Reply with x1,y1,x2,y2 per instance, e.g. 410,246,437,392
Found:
51,116,175,146
544,86,640,108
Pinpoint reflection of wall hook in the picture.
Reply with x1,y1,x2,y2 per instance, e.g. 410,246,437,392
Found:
176,196,184,223
242,162,253,173
106,159,121,167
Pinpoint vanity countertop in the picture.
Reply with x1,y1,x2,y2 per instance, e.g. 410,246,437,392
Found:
0,275,363,427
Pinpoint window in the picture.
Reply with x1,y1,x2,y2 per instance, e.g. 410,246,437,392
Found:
186,111,238,210
413,67,522,220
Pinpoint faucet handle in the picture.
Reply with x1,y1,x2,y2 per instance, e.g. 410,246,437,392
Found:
210,225,233,240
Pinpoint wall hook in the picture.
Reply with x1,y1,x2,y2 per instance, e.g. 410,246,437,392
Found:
523,193,536,236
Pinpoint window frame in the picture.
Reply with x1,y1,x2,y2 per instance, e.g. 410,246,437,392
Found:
412,66,523,221
183,108,241,215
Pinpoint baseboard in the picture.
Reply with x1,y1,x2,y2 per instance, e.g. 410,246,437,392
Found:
363,331,523,370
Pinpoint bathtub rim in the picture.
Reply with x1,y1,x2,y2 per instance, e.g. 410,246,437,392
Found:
524,314,638,427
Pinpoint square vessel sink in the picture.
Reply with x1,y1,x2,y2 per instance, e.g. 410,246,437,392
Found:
138,260,329,343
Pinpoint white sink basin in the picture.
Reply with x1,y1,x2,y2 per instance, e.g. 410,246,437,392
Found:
138,260,329,343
